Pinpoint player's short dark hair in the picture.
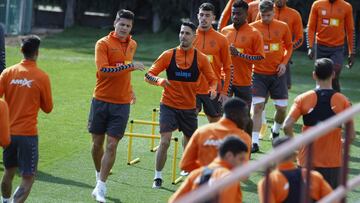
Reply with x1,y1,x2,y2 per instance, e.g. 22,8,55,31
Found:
199,2,215,14
314,58,334,80
116,9,135,21
224,97,248,118
259,0,274,13
272,136,292,148
219,136,248,158
21,35,41,58
181,21,197,33
233,0,249,11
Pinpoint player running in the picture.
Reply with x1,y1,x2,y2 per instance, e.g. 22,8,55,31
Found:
145,21,217,189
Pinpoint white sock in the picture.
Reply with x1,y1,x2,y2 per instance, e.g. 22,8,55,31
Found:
96,171,100,182
154,170,162,179
252,132,260,145
1,197,10,203
262,110,266,124
272,122,282,134
97,180,106,188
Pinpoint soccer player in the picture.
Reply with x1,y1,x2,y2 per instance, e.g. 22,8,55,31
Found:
0,35,53,203
89,10,145,202
194,2,232,123
283,58,355,189
221,0,265,108
0,24,5,74
250,0,293,153
0,99,10,147
169,136,249,203
258,137,333,203
180,98,251,172
217,0,254,31
307,0,355,92
144,21,217,189
255,0,303,140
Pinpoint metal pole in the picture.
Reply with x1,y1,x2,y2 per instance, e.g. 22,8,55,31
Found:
127,121,134,164
264,167,271,203
151,109,156,151
340,126,352,203
302,143,313,203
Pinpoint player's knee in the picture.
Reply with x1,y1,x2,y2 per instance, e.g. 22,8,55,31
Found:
105,142,118,155
159,137,171,149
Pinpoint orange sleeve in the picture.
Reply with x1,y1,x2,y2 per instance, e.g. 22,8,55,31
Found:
220,37,232,95
222,181,242,203
168,172,197,203
235,30,265,65
288,95,303,121
344,5,355,54
281,24,293,65
198,53,218,91
218,0,235,31
258,178,276,203
307,2,318,49
180,130,201,172
95,40,135,76
40,74,53,114
145,51,172,86
0,101,10,147
292,11,304,50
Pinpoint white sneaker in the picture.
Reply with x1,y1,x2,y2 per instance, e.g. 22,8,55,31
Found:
91,184,106,202
180,170,189,176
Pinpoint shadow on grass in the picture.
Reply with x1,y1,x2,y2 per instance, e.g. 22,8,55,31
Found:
107,196,123,203
36,171,93,189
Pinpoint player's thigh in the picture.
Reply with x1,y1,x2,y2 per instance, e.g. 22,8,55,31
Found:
159,104,179,134
177,109,198,138
107,103,130,138
88,98,108,135
3,136,19,170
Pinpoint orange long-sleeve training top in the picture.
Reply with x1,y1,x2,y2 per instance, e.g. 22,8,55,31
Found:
221,23,265,86
256,5,304,50
94,31,137,104
0,99,10,147
194,28,232,95
307,0,355,54
169,158,243,203
0,59,53,136
180,118,251,172
217,0,254,31
250,19,293,75
145,47,217,110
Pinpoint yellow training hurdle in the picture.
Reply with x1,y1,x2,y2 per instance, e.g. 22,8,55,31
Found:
125,120,182,185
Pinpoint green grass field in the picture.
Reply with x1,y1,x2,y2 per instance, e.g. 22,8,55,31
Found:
3,26,360,202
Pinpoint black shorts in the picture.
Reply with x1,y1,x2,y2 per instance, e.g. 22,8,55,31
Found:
196,94,222,117
230,85,252,106
159,104,197,137
3,136,38,176
314,167,340,189
88,98,130,138
252,73,288,100
316,44,345,66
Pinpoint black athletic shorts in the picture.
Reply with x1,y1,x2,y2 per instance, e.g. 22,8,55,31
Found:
88,98,130,138
196,94,222,117
3,136,38,176
230,85,252,107
252,73,288,100
159,103,197,137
